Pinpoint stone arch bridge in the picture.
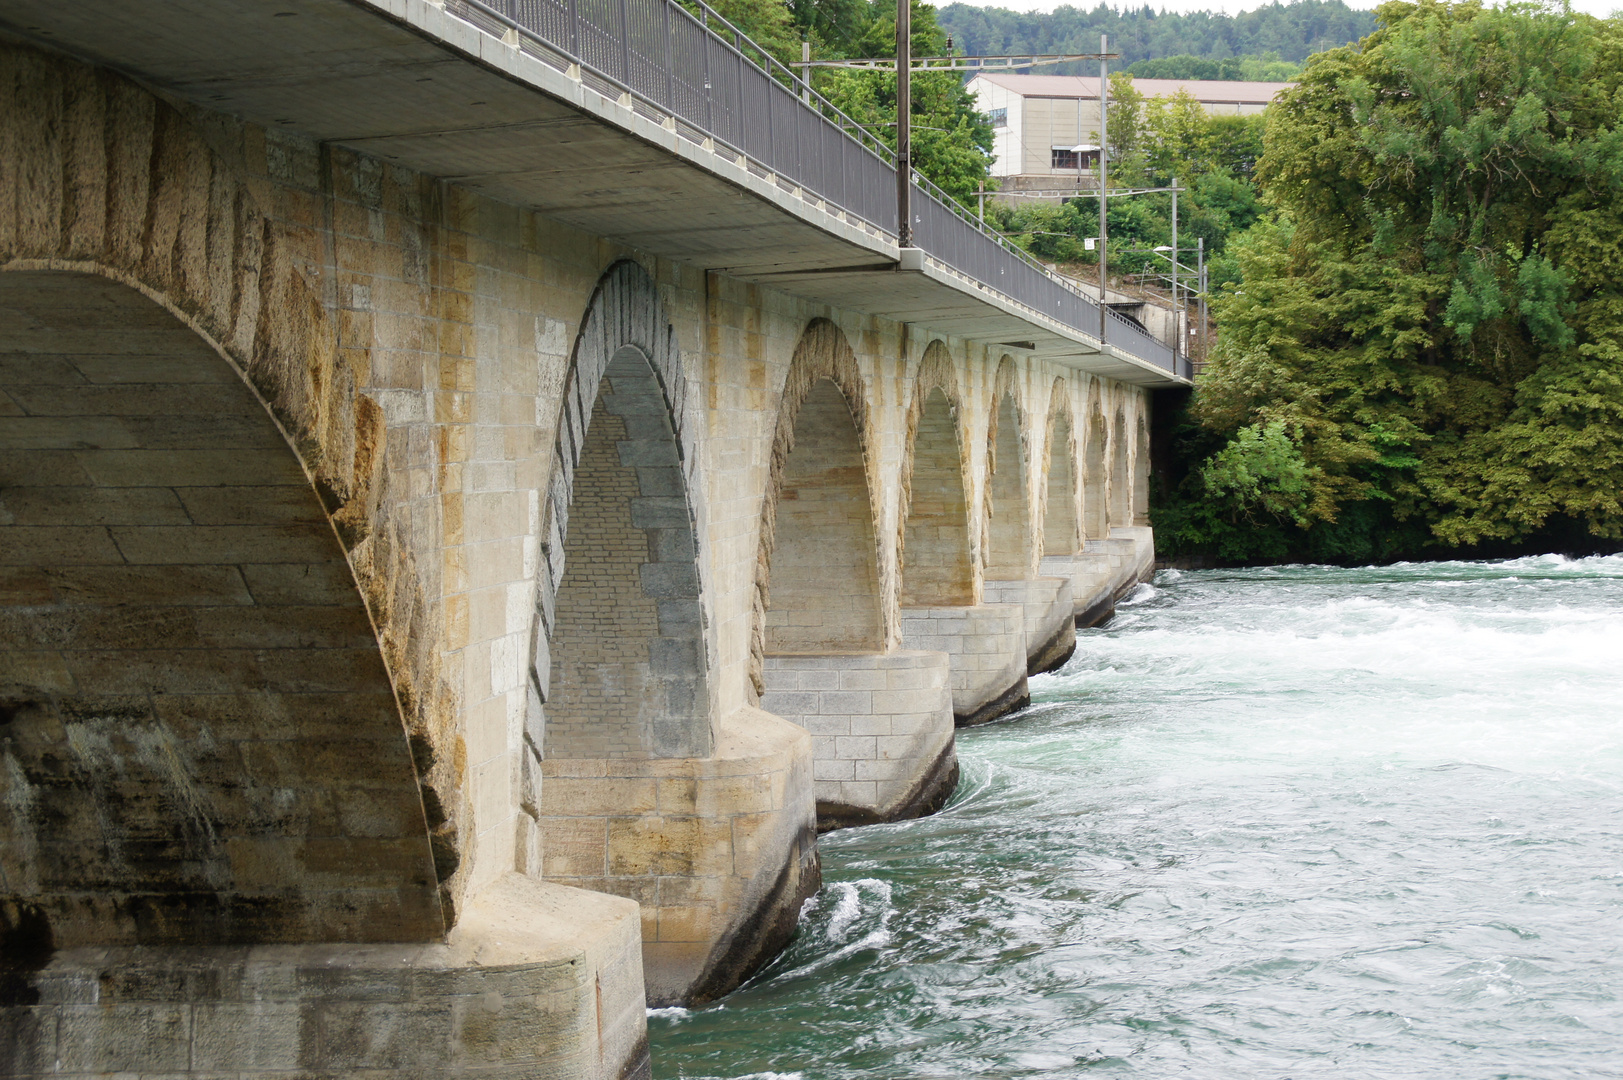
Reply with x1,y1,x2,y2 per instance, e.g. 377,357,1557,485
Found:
0,1,1180,1076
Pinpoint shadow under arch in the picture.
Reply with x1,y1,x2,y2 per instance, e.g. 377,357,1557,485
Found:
1134,405,1152,526
1110,400,1131,529
1043,377,1079,557
985,356,1032,581
900,341,974,608
753,318,885,666
1083,384,1110,541
533,260,709,761
0,268,443,949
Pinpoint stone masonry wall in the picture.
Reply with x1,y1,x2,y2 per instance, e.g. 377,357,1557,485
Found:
0,30,1157,1050
1044,395,1079,558
985,389,1032,580
763,379,884,654
545,398,664,757
900,387,975,608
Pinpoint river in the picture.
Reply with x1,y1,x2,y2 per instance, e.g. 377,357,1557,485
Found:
649,556,1623,1079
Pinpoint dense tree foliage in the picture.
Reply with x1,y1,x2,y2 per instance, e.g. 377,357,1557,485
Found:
794,0,996,205
1125,52,1302,81
710,0,994,206
938,1,1376,73
1161,1,1623,564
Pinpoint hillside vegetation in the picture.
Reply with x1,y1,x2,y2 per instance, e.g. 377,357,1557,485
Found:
938,0,1376,75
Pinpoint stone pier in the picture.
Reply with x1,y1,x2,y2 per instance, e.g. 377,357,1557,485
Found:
900,604,1031,726
760,651,958,831
983,577,1078,674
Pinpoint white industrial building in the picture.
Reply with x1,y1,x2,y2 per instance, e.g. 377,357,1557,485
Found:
968,73,1292,201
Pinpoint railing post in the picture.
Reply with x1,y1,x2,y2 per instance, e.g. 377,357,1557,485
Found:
896,0,911,246
663,0,674,109
735,34,746,157
618,0,631,84
567,0,578,55
701,10,713,134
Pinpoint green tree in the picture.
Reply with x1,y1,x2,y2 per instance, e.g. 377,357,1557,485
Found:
805,0,995,206
1169,1,1623,562
939,0,1375,75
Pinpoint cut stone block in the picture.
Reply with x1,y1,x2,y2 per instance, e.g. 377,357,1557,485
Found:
982,576,1077,675
761,650,959,830
898,604,1029,726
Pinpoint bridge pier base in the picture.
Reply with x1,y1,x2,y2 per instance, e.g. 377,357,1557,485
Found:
0,874,649,1080
1043,526,1159,629
983,577,1078,675
900,604,1030,726
534,709,818,1006
760,651,959,832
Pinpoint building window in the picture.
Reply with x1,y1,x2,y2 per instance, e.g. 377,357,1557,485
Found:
1051,147,1100,171
989,107,1007,127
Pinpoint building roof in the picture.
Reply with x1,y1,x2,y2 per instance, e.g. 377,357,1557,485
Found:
969,72,1292,106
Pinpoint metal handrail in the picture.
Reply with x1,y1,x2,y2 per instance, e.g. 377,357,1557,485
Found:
438,0,1185,376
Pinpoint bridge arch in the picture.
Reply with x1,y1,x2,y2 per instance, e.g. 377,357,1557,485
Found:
1134,406,1153,526
0,268,443,950
1082,384,1109,541
899,341,974,608
985,357,1033,580
1043,378,1080,557
532,260,710,762
1110,401,1132,529
754,319,884,670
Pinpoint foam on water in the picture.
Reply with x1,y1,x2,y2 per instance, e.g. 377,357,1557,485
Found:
651,558,1623,1079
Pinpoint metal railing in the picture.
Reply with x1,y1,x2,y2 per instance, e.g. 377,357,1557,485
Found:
442,0,1189,379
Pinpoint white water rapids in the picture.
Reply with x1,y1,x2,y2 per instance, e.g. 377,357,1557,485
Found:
652,555,1623,1078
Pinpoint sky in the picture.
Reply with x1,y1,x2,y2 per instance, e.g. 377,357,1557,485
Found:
944,0,1622,16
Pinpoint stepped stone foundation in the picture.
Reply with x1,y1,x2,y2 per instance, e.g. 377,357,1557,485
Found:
983,577,1077,675
900,604,1030,726
1043,526,1158,628
760,651,958,831
0,874,649,1080
534,710,818,1006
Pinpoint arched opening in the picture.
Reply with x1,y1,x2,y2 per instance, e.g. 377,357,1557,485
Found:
901,386,973,607
1134,411,1152,526
765,378,882,653
1082,396,1109,541
984,389,1031,580
1110,406,1131,529
0,270,442,949
1043,393,1078,557
542,345,709,760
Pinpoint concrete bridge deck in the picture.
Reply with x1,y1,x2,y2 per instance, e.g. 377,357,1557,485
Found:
1,2,1163,1076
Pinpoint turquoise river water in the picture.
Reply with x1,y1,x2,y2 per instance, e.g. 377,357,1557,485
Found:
649,557,1623,1079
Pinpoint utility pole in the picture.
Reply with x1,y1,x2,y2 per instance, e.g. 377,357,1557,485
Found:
1170,175,1178,358
1197,236,1206,360
1098,33,1108,342
801,40,811,103
896,0,912,248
